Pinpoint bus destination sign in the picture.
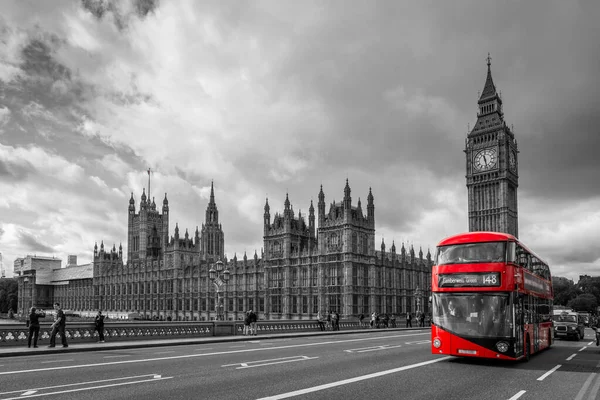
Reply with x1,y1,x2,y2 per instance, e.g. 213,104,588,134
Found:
438,272,501,288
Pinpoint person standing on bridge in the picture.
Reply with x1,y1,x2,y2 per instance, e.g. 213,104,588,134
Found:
27,307,45,348
406,311,412,328
95,310,105,343
48,302,68,348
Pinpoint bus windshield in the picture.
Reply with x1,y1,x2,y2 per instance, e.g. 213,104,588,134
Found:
553,314,577,323
432,293,512,338
436,242,506,265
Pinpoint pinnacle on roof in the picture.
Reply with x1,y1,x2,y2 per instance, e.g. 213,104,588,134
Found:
209,180,215,204
163,193,168,205
129,192,135,204
479,53,498,102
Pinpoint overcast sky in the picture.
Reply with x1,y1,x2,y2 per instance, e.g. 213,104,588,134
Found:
0,0,598,282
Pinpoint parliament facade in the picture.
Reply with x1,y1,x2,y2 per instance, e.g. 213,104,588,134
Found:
16,180,433,321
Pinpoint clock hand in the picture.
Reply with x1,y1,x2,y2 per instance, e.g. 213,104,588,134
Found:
483,155,487,164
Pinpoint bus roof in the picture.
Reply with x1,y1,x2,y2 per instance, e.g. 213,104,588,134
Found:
436,231,549,266
437,232,517,246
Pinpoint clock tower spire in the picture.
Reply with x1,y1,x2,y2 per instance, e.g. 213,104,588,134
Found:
465,54,519,237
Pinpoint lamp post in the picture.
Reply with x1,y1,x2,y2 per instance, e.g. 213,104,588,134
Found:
209,259,230,321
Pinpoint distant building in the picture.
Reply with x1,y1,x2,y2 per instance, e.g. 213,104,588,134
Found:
67,255,78,267
13,255,63,314
16,180,433,320
465,54,519,237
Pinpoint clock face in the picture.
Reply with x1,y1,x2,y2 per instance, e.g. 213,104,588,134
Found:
509,150,516,171
473,148,497,171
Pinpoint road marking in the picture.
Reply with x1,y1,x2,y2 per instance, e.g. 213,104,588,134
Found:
223,355,318,369
588,341,594,346
0,374,162,396
579,346,588,352
40,360,74,364
0,332,429,376
507,390,526,400
405,340,431,345
22,390,38,396
537,365,561,381
588,373,600,400
255,356,452,399
574,373,597,400
566,354,577,361
345,344,403,353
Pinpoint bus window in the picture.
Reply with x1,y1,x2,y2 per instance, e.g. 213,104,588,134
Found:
436,242,506,265
506,242,516,264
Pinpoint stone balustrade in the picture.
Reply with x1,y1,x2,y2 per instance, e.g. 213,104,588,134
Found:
0,319,374,347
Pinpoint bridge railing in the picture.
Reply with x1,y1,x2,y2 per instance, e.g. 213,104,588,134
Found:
0,319,383,347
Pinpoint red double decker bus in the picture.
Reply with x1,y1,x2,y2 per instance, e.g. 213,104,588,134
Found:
431,232,553,361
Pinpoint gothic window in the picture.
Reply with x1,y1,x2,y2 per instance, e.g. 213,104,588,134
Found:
352,233,358,253
292,268,298,287
311,266,318,286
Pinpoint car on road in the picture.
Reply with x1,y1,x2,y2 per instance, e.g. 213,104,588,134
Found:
553,310,585,340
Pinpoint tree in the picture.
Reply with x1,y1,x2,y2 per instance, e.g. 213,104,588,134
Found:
0,278,18,313
567,294,598,314
553,277,578,306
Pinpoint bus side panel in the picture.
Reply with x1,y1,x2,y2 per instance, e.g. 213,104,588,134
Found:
431,325,516,360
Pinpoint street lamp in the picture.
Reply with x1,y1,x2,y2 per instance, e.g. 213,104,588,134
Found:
209,259,230,321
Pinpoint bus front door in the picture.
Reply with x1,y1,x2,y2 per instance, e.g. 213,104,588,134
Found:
514,293,523,358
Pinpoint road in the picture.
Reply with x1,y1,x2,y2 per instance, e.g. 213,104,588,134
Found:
1,328,599,400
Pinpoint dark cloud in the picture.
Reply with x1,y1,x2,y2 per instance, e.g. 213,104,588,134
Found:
81,0,159,29
0,159,31,182
18,231,54,254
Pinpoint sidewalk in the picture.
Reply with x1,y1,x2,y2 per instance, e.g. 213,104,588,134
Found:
0,326,430,358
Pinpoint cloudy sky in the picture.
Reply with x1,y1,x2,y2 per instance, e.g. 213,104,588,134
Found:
0,0,598,281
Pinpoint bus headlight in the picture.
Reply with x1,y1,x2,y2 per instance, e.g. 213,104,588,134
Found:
433,338,442,348
496,341,509,353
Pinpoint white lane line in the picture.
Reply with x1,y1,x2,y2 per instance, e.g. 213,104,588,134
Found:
22,390,37,396
537,365,561,381
344,344,403,353
566,354,577,361
574,373,597,400
405,340,431,345
1,377,172,400
0,332,429,376
222,355,311,367
588,373,600,400
507,390,526,400
587,341,594,346
579,346,588,352
0,374,160,396
40,360,74,364
103,355,129,359
256,356,452,399
223,356,319,370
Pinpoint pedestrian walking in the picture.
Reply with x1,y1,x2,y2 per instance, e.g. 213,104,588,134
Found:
243,310,251,335
370,312,376,328
316,311,325,331
419,312,425,327
48,302,68,348
249,310,258,335
406,311,412,328
95,310,105,343
358,313,365,327
27,307,45,348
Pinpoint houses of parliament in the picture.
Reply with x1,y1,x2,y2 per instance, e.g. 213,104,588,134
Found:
15,55,517,321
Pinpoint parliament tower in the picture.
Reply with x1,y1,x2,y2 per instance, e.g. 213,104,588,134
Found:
465,54,519,237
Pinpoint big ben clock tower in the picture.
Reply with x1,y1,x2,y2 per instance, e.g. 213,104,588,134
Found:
465,54,519,237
